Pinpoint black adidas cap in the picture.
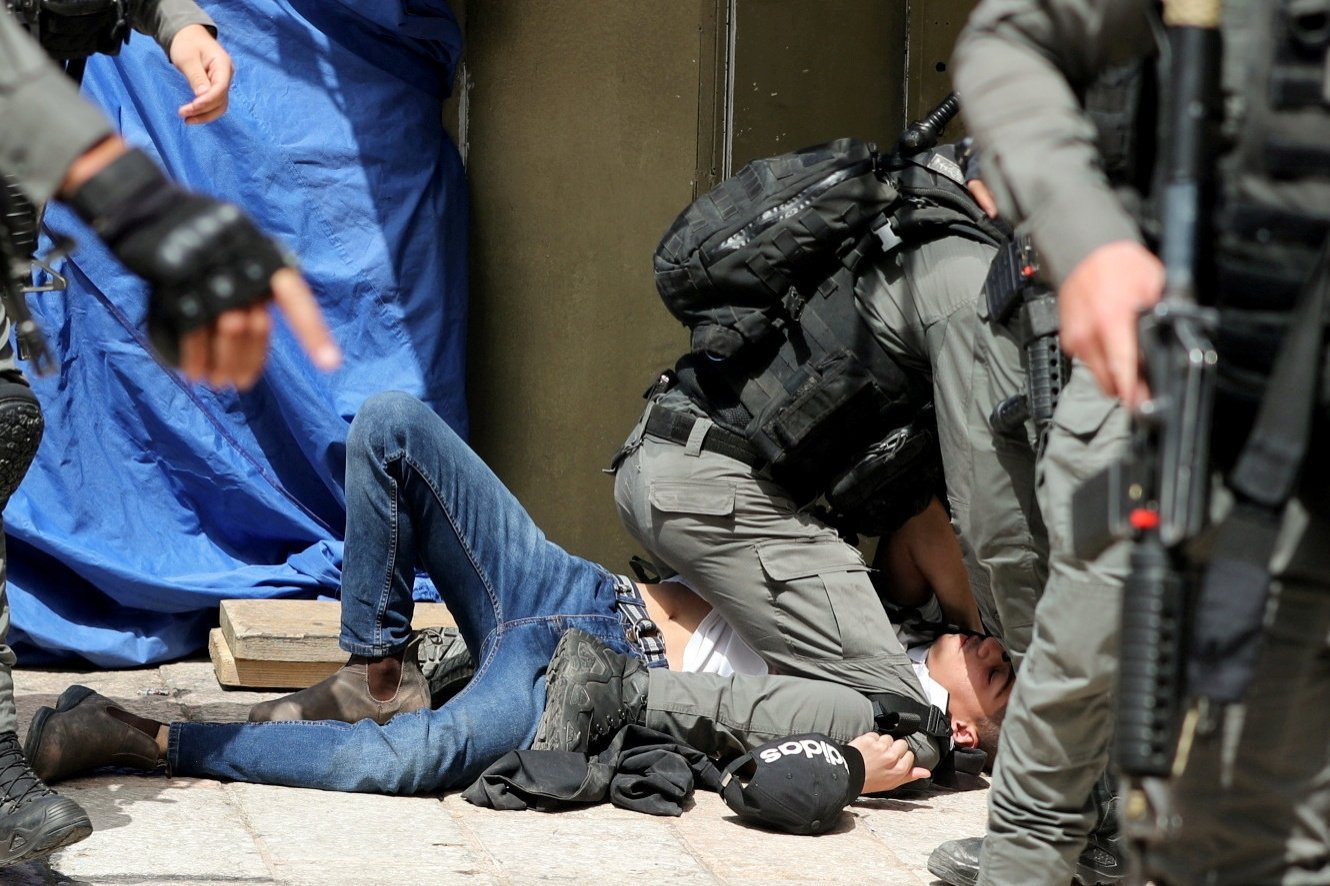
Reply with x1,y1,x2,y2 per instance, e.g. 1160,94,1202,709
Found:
719,734,866,835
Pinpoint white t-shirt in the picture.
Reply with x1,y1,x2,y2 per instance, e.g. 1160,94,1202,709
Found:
674,580,940,705
900,598,950,714
681,607,769,676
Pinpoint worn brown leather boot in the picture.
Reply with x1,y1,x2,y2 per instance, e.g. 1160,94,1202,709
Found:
24,686,162,784
247,655,430,725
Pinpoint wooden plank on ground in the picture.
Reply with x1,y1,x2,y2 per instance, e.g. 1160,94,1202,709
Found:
209,628,345,690
219,599,456,663
209,628,240,686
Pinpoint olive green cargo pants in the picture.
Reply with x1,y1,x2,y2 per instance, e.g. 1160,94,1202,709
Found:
980,362,1330,885
0,300,24,737
642,669,879,760
978,362,1130,885
613,412,940,769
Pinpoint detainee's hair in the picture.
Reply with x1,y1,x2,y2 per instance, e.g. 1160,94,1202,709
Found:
976,705,1006,773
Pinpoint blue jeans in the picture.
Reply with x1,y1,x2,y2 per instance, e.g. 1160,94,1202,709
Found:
168,392,637,794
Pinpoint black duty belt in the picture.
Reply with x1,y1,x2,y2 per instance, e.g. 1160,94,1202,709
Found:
644,406,761,468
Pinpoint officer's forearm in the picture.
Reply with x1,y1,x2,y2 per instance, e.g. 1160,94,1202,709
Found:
953,0,1147,285
125,0,216,53
876,498,980,629
0,13,115,205
56,136,129,200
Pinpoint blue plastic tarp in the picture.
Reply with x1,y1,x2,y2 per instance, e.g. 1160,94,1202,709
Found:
6,0,468,666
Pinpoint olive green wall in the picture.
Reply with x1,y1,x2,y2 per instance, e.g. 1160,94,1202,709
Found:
457,1,975,568
727,3,907,171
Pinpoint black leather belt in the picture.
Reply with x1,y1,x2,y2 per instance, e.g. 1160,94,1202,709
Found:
609,573,668,668
644,406,761,467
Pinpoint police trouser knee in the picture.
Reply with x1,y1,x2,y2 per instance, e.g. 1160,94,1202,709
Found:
979,363,1130,886
0,378,42,507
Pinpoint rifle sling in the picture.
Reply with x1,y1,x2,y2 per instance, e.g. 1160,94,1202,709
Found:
1187,239,1330,704
867,692,950,741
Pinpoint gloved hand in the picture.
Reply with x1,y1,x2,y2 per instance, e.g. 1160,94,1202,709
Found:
112,194,285,366
66,148,337,385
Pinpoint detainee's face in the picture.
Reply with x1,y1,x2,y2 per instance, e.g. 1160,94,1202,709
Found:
926,634,1014,725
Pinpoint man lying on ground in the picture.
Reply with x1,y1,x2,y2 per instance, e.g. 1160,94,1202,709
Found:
23,391,1010,797
636,495,1010,762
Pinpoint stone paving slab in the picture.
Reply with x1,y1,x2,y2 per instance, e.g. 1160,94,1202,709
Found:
231,784,491,886
5,662,984,885
56,777,273,883
670,792,926,885
457,800,714,884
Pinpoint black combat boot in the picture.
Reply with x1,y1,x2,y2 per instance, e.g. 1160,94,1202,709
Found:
0,730,91,867
928,824,1125,886
927,836,1126,886
1077,773,1125,885
531,629,648,754
928,771,1125,885
927,835,984,886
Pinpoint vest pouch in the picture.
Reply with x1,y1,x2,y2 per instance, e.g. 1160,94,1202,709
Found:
1286,0,1330,48
1225,0,1330,229
1264,1,1330,107
36,0,127,59
824,410,941,537
749,349,898,500
1085,60,1148,183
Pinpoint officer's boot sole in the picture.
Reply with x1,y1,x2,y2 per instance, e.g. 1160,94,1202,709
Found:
532,629,644,754
0,388,42,505
0,794,92,867
531,630,600,753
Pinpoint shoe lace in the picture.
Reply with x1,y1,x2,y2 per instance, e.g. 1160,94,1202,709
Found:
413,628,474,680
0,735,52,811
413,627,456,669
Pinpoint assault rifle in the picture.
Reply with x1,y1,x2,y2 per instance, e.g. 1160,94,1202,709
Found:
0,178,59,373
985,234,1067,440
1071,0,1223,876
897,92,960,157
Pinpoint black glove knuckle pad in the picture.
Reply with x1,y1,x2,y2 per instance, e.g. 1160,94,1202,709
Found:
68,149,285,363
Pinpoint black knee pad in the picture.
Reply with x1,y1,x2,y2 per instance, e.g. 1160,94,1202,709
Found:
0,379,43,506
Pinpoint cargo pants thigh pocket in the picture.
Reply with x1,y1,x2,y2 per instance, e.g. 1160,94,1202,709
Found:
643,479,739,570
1044,368,1124,478
648,479,738,517
755,539,885,661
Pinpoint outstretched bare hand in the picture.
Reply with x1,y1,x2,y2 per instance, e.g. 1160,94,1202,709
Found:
169,24,234,124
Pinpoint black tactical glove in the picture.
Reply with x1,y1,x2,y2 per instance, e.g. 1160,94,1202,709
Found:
66,148,286,364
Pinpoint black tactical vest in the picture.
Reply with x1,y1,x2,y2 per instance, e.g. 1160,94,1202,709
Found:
1102,1,1330,472
1090,3,1330,377
8,0,129,61
656,139,1001,509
